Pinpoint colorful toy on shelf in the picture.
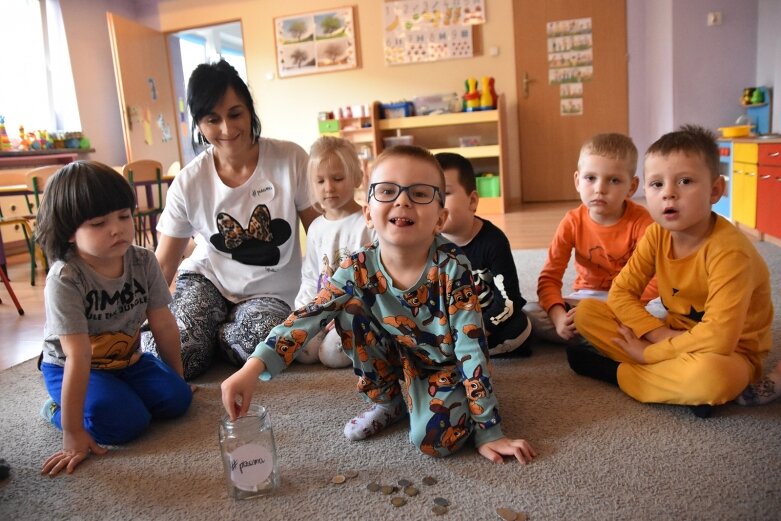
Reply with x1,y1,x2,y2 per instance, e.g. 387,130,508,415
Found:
18,125,32,151
741,88,753,106
464,77,481,112
463,76,498,112
0,116,11,151
480,76,497,110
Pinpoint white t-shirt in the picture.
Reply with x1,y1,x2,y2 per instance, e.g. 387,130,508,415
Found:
157,138,311,305
294,211,375,309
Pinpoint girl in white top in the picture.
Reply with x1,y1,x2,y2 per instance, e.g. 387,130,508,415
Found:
294,136,375,367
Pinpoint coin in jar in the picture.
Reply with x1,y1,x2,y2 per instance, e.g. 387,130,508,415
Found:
433,497,450,507
343,470,359,479
331,474,346,484
422,476,438,486
367,482,380,492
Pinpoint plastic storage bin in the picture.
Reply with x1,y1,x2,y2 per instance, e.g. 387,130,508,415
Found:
476,174,500,197
383,135,414,147
381,101,415,118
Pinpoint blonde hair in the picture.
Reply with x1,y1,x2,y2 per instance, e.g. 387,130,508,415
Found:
307,136,363,210
578,133,638,177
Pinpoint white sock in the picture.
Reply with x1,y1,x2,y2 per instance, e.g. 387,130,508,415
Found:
343,397,406,441
735,371,781,406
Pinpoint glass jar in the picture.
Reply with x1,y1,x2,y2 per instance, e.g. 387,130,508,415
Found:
218,403,280,500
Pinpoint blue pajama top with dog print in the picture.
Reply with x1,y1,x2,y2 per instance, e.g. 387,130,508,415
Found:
251,235,505,456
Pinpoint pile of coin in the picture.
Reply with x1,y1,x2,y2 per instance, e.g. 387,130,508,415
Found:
362,475,452,513
331,469,359,485
332,469,530,518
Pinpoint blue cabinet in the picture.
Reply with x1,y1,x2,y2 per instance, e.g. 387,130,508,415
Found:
714,140,732,219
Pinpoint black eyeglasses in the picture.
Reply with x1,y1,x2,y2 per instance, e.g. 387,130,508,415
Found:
368,182,444,205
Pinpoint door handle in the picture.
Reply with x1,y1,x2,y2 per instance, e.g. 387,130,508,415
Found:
522,72,535,99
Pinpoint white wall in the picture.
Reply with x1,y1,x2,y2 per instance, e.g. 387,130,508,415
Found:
757,0,781,132
59,0,144,167
627,0,759,194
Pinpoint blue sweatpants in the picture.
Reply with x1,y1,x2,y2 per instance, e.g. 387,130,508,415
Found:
41,353,192,445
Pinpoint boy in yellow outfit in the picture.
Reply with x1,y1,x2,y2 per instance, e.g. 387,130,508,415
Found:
568,124,773,418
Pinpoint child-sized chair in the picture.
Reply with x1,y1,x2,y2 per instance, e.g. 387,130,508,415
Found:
0,264,24,315
122,160,164,248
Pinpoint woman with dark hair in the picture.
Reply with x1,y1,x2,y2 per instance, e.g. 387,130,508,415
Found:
144,60,319,380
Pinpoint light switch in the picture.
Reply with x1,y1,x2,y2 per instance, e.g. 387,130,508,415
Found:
489,46,500,57
707,11,722,26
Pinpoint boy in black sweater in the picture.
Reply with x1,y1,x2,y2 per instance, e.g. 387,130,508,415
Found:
436,152,533,356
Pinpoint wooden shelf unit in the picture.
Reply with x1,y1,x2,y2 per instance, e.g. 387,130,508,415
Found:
375,94,508,214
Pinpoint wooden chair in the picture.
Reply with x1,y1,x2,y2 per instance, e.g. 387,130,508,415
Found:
24,165,61,282
0,165,57,286
122,160,164,248
0,264,24,315
0,203,37,288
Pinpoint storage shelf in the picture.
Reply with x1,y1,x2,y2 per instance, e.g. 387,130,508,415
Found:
378,110,498,130
429,145,500,158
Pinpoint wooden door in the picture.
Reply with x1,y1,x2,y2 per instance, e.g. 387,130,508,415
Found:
513,0,628,202
107,13,180,167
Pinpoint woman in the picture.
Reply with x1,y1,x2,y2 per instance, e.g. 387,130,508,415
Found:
143,60,319,379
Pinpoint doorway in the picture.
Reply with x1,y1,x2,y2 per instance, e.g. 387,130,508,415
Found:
167,21,247,166
513,0,628,203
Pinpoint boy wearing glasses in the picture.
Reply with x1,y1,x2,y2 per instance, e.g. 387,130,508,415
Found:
221,145,536,463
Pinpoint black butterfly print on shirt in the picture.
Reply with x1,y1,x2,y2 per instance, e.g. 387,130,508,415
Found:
210,204,291,266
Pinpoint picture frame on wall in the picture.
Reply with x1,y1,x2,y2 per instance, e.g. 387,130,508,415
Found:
274,6,359,78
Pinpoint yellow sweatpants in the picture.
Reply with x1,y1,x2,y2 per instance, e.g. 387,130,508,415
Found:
574,299,752,405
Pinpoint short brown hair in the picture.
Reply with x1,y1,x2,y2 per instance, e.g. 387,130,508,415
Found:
36,161,136,261
370,144,445,194
645,124,720,180
578,133,638,176
435,152,476,194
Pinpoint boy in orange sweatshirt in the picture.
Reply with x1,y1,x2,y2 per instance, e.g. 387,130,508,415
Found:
525,133,659,344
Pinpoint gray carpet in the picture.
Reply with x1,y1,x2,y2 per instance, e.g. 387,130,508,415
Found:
1,246,780,521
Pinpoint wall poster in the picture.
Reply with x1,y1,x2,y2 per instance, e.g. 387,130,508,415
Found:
546,17,592,116
274,6,359,78
383,0,485,66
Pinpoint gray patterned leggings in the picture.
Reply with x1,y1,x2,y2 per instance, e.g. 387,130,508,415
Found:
142,272,291,380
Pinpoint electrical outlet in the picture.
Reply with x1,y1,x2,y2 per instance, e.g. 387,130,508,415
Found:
707,11,722,26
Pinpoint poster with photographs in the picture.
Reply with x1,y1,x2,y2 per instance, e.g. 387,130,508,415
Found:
560,83,583,116
275,7,358,78
383,0,483,66
546,17,592,116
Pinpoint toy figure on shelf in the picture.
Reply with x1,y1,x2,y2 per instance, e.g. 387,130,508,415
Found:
480,76,497,110
18,125,31,151
0,116,11,151
464,77,480,112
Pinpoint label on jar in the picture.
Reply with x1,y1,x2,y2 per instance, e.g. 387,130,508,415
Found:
229,443,274,489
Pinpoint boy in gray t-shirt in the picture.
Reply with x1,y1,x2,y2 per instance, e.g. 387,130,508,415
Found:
36,161,191,477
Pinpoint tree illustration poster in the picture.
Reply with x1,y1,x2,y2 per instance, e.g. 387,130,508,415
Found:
275,6,359,78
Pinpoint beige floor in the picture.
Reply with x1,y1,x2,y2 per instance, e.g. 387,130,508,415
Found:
0,201,573,371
